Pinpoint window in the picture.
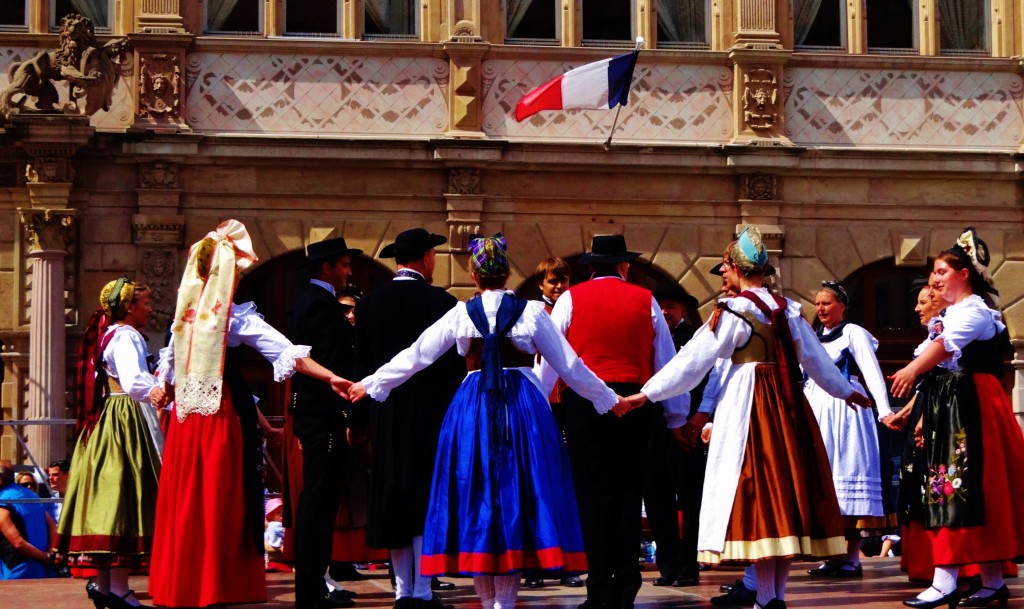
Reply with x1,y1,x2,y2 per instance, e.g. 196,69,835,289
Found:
364,0,418,39
506,0,558,45
285,0,342,37
866,0,917,54
51,0,112,32
794,0,845,51
582,0,633,47
0,0,28,31
938,0,989,55
657,0,709,49
206,0,262,35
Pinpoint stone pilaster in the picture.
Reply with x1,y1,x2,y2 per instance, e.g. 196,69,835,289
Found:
728,47,792,145
135,0,187,33
128,33,194,133
736,175,784,289
134,161,185,341
445,167,484,288
734,0,783,48
444,42,490,137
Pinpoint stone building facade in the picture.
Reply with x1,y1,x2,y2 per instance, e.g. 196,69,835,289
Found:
0,0,1022,463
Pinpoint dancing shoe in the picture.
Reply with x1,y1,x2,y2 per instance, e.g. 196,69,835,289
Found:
431,577,456,591
103,590,146,609
756,600,787,609
524,577,546,588
710,581,756,606
807,561,862,577
85,581,106,609
902,586,962,609
959,585,1010,607
719,578,745,593
561,575,585,587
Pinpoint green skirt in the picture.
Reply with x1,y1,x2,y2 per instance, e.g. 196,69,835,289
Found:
58,394,161,564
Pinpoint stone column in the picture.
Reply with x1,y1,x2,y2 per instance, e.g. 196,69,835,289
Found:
737,173,784,290
19,201,75,467
12,115,93,467
444,42,489,137
135,0,187,33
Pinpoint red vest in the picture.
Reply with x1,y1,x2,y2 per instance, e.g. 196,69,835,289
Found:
565,278,655,385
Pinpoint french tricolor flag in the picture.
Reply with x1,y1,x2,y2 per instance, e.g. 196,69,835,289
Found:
515,50,640,122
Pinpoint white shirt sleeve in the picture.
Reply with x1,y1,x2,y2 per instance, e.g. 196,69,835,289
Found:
361,306,460,402
106,327,159,404
696,359,730,417
846,325,893,419
937,295,1003,369
642,305,751,405
531,309,617,413
535,291,573,395
791,316,855,399
230,304,311,382
650,297,690,427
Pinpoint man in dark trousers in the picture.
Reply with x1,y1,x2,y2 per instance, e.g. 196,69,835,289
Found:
353,228,463,609
289,237,362,609
539,235,688,609
645,283,707,588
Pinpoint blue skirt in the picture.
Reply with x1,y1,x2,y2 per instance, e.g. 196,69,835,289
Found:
421,369,588,576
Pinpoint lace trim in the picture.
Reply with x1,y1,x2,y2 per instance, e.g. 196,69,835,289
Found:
176,374,224,422
272,344,311,382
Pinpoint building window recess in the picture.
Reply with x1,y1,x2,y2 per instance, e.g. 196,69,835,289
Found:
51,0,113,33
364,0,418,40
206,0,263,35
657,0,709,49
505,0,558,46
938,0,990,56
0,0,28,32
582,0,634,48
866,0,917,55
793,0,846,52
286,0,343,38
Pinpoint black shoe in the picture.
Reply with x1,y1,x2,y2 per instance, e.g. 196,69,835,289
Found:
332,588,358,599
86,581,110,609
104,590,145,609
330,563,366,581
417,595,455,609
720,578,745,593
652,576,675,586
431,577,456,591
699,563,712,571
960,584,1010,607
761,600,787,609
671,577,698,587
561,576,584,587
710,582,756,606
903,587,962,609
525,578,545,589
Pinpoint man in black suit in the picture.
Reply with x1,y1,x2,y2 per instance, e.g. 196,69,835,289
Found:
644,283,706,588
289,237,362,609
353,228,463,609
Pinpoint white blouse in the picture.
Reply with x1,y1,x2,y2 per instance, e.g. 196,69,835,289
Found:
362,290,618,413
103,325,159,404
158,301,311,385
814,323,894,419
929,294,1005,371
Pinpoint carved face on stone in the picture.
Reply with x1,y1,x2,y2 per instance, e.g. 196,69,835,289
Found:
753,87,769,110
152,75,168,97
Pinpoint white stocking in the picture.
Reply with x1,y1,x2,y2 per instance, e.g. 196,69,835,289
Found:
773,558,791,601
391,546,415,599
971,562,1006,600
411,536,433,601
845,538,862,567
474,575,496,609
753,560,776,607
493,574,521,609
916,566,958,601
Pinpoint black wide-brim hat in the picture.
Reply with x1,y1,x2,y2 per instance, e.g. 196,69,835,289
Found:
379,228,448,259
306,237,362,266
578,234,641,265
653,283,699,311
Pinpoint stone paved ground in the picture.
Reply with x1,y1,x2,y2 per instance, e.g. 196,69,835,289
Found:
2,559,1022,608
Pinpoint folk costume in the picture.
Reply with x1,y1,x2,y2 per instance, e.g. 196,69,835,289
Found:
59,277,161,596
150,220,312,608
288,237,362,609
538,234,687,609
359,234,614,609
353,228,463,606
804,282,895,533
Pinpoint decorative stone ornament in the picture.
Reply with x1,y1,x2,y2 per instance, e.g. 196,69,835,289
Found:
743,69,778,131
449,168,481,194
139,54,183,121
742,173,778,200
139,162,180,189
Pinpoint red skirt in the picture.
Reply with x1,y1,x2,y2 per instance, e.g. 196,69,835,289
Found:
149,390,266,607
901,522,1018,580
925,374,1024,566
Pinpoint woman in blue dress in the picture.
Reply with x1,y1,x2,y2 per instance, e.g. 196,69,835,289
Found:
349,234,627,609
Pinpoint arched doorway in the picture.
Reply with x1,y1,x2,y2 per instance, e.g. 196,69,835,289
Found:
233,249,394,490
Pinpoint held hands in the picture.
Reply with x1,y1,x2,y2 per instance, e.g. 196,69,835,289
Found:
700,422,713,444
348,381,368,404
672,412,710,451
845,390,872,411
149,385,170,409
880,413,904,432
887,366,918,399
330,376,353,399
610,392,649,417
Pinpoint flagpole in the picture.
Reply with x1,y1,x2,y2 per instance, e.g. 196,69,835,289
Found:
603,36,645,151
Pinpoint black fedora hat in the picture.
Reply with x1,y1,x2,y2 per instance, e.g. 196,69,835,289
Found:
653,283,699,311
578,234,641,265
306,237,362,266
379,228,447,260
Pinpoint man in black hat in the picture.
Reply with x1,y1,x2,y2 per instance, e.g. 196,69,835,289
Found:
645,283,707,588
289,236,362,609
353,228,463,609
538,234,688,609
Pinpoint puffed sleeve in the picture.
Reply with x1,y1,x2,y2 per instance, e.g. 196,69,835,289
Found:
531,308,617,413
846,325,893,418
937,297,1003,369
107,328,159,404
362,306,460,402
791,315,855,399
231,303,311,382
642,305,750,404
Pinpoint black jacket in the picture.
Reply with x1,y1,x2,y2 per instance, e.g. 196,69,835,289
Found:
287,282,355,420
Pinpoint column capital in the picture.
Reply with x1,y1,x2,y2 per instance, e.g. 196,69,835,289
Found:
19,208,75,254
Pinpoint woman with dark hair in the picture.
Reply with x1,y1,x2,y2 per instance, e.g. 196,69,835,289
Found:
59,277,166,609
804,280,897,578
890,227,1024,608
625,227,871,609
349,234,627,609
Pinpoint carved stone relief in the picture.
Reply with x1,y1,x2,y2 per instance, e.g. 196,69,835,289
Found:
139,54,182,122
25,157,74,184
139,163,180,189
742,173,777,200
449,168,481,195
20,208,75,252
138,248,178,335
743,69,778,131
